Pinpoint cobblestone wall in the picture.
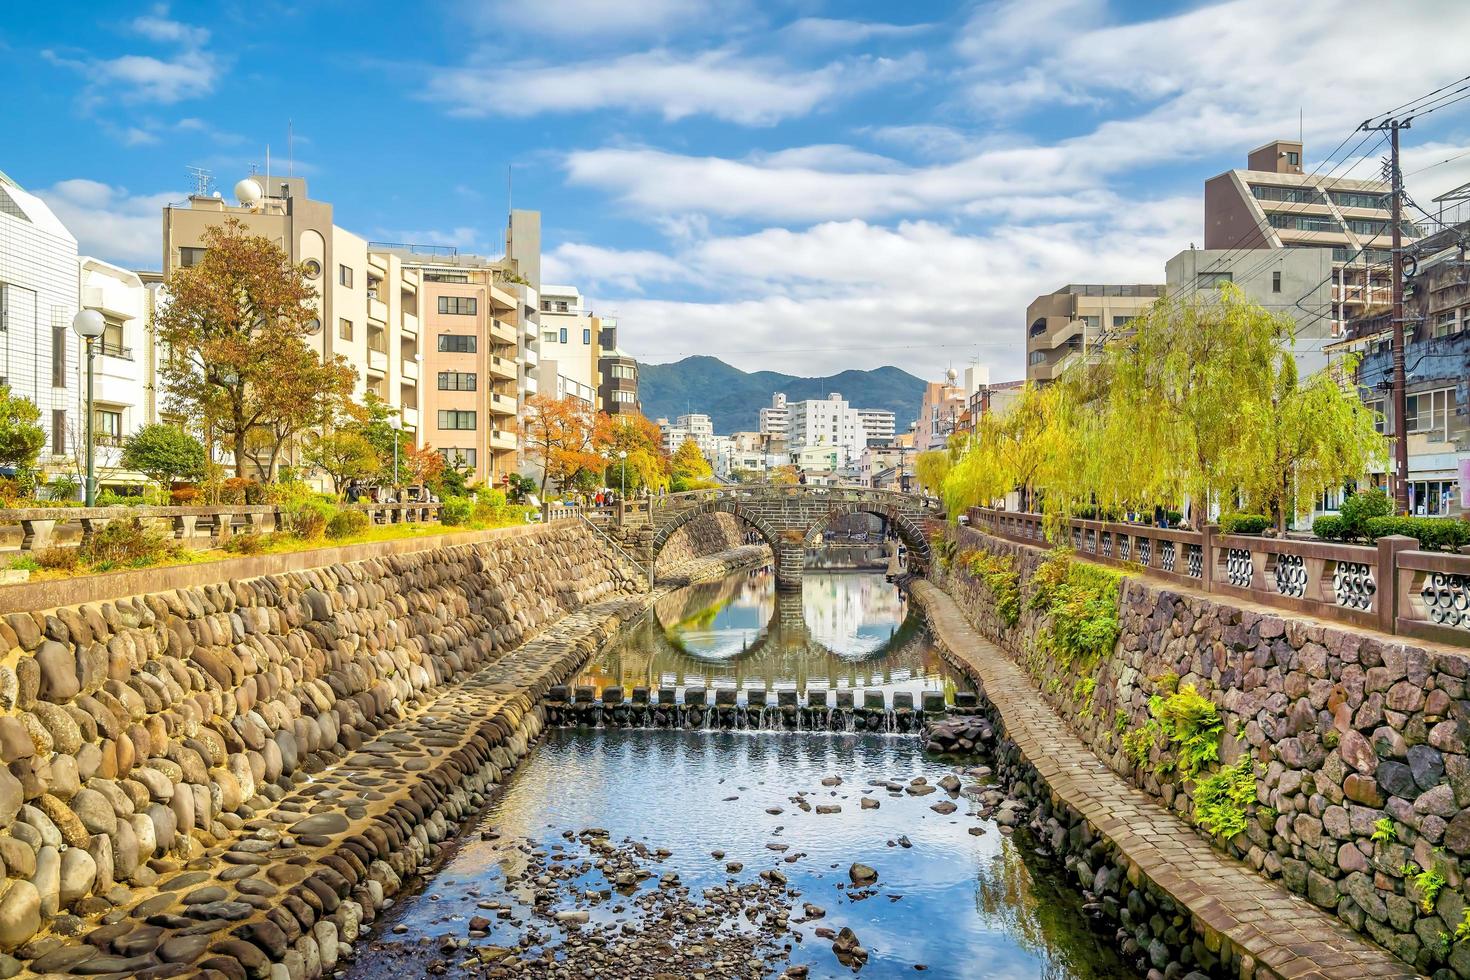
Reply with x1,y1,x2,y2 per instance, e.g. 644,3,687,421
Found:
946,526,1470,977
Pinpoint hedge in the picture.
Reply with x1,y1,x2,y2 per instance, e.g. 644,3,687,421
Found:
1362,516,1470,552
1219,513,1270,536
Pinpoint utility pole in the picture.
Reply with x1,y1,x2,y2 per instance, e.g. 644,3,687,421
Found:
1361,116,1411,514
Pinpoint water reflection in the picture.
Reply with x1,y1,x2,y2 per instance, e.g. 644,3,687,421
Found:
578,569,972,701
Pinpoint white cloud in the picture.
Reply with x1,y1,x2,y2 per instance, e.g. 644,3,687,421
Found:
543,243,686,293
780,18,933,46
45,7,218,108
130,6,210,47
457,0,729,39
957,0,1106,60
426,49,922,125
37,180,181,269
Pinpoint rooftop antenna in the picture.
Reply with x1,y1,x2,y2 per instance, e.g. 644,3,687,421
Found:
187,166,214,197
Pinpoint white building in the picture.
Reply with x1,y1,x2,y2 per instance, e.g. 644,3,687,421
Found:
77,257,162,488
0,170,79,477
788,393,868,468
537,284,596,396
855,408,895,445
674,412,717,462
759,392,789,437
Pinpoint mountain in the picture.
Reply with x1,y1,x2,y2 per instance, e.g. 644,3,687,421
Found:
636,356,927,434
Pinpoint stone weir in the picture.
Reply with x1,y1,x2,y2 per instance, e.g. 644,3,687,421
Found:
0,520,759,979
543,685,968,734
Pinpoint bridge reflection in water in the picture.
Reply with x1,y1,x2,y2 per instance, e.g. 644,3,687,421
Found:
576,567,971,703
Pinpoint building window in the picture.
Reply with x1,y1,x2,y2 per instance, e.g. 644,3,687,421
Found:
1272,271,1282,293
1028,351,1046,366
583,328,591,345
438,447,476,468
1344,218,1390,237
52,326,66,388
559,327,568,344
1330,191,1388,210
611,389,637,404
1433,310,1457,337
1251,185,1315,204
95,408,122,444
437,410,477,430
1405,388,1454,439
542,330,557,344
610,363,636,380
1197,272,1233,288
1269,213,1340,233
339,264,353,287
179,247,206,268
339,318,353,341
437,296,477,315
1111,315,1133,328
437,334,476,353
1286,151,1300,166
1408,480,1456,516
424,271,469,283
1077,315,1100,330
437,371,477,391
52,410,66,454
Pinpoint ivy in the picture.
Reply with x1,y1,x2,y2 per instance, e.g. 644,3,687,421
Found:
963,549,1022,627
1192,756,1256,839
1026,551,1122,672
1072,677,1096,718
1148,684,1223,778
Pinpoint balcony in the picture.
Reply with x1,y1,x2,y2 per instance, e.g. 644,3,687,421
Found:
367,348,388,375
401,311,418,338
489,429,517,451
401,406,419,429
368,297,388,325
489,354,517,380
489,392,518,417
521,344,538,367
402,358,419,382
490,318,517,345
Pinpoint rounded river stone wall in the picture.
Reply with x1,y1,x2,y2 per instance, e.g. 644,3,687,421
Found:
945,525,1470,978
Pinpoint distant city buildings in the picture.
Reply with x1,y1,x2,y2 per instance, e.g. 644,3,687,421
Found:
1024,284,1165,385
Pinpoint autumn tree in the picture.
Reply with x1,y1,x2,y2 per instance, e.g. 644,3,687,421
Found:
242,344,358,483
768,464,799,486
520,395,602,498
153,218,334,478
592,412,669,492
403,444,446,490
670,438,714,490
303,431,380,496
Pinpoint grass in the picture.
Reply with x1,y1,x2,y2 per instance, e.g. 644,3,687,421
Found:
5,511,534,583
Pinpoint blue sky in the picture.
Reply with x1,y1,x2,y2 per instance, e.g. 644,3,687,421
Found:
5,0,1470,380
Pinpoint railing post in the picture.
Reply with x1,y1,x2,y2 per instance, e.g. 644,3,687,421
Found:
1201,523,1217,593
1376,534,1415,635
19,519,57,552
174,514,197,541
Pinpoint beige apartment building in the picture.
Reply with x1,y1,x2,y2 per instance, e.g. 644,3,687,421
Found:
1024,283,1164,384
161,177,425,447
1203,140,1421,336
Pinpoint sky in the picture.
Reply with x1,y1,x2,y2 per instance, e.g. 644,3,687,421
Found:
4,0,1470,381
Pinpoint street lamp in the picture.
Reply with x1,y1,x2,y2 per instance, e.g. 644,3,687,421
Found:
389,415,402,489
71,310,105,506
617,449,628,500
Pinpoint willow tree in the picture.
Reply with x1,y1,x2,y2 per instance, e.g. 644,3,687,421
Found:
914,450,950,495
1098,285,1287,520
1235,354,1385,532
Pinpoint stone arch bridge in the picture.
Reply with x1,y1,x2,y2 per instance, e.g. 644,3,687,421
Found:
619,485,941,588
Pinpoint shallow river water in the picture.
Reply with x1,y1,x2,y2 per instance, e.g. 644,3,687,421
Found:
350,570,1136,980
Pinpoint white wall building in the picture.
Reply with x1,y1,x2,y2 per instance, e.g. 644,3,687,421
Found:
0,170,79,477
788,393,868,468
675,412,717,462
855,408,895,445
77,257,162,487
759,392,789,437
537,284,596,396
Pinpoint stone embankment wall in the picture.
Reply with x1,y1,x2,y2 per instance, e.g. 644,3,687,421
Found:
0,521,668,971
946,526,1470,977
616,513,764,570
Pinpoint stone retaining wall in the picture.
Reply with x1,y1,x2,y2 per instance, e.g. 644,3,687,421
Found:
945,526,1470,977
0,521,661,970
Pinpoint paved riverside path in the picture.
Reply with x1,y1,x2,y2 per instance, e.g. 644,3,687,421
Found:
910,580,1421,980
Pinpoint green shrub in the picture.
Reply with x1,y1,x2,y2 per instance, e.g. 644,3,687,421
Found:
284,499,334,540
95,488,146,507
1122,726,1154,769
1219,513,1270,536
1339,488,1390,538
326,508,370,540
1312,515,1345,541
223,531,265,555
1027,552,1123,670
83,517,177,566
1411,863,1448,914
1362,516,1470,551
476,487,507,508
1193,756,1256,839
440,496,473,526
7,554,39,572
1148,683,1223,778
964,550,1022,627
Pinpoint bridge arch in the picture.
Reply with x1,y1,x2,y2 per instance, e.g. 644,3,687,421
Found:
650,501,788,582
801,502,931,571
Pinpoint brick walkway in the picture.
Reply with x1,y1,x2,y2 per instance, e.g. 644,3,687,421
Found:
911,580,1422,980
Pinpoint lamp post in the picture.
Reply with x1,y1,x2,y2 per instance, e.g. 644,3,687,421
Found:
389,415,402,489
71,310,105,506
617,450,627,499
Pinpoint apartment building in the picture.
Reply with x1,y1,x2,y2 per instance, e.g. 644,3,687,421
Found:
1203,140,1421,338
788,393,868,466
1330,219,1470,516
505,209,542,407
76,257,161,488
855,408,895,445
596,317,640,415
537,284,599,400
0,169,79,472
162,177,425,447
1024,284,1164,384
674,413,716,461
916,372,969,451
759,393,789,436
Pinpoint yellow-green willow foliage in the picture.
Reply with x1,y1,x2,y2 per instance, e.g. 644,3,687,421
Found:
914,450,951,494
942,285,1386,536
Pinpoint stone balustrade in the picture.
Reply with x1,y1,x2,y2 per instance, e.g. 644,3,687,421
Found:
971,507,1470,646
0,502,443,554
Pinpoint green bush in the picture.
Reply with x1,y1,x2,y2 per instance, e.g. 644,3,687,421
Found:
476,487,507,509
1363,516,1470,551
1193,756,1256,839
95,488,146,507
284,499,334,540
83,517,177,566
326,508,370,540
1219,513,1270,536
1339,488,1390,538
1312,515,1345,541
1148,683,1223,778
440,496,473,526
7,554,39,572
223,531,265,555
1027,552,1123,670
964,550,1022,627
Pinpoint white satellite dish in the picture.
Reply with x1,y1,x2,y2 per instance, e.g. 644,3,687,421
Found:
234,178,264,207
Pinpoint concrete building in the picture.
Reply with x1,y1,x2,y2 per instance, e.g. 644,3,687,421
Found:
962,378,1025,438
596,317,640,415
0,169,79,475
788,393,867,466
162,177,425,446
855,408,895,445
1166,247,1337,373
1329,219,1470,517
1203,140,1421,338
505,209,542,407
537,284,598,397
759,393,789,437
76,257,160,489
674,413,716,462
1025,284,1164,384
916,371,969,451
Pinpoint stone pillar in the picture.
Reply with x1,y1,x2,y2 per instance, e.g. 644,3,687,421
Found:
19,519,57,552
775,541,804,590
173,515,198,541
1376,534,1416,635
1201,524,1217,593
